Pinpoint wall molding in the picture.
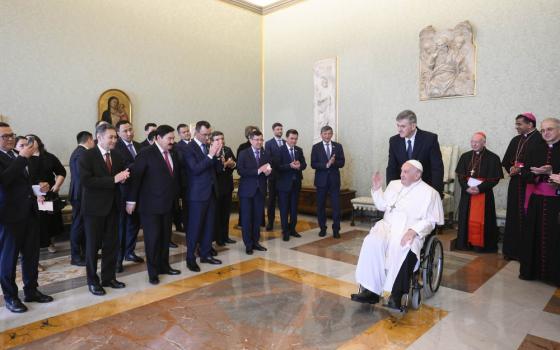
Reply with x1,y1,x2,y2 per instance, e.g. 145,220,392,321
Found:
219,0,303,15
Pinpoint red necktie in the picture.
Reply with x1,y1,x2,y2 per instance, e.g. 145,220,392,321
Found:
163,151,173,175
105,153,112,173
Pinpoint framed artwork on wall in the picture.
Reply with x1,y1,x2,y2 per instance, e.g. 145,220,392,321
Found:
313,57,338,144
98,89,132,124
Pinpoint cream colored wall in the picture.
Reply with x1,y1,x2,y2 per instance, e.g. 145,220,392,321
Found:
263,0,560,209
0,0,262,194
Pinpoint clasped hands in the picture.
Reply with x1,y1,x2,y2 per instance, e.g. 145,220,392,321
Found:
326,154,336,168
530,165,552,175
289,160,301,170
259,163,272,176
466,186,480,194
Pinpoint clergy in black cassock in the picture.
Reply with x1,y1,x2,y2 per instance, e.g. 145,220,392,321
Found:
501,113,545,260
520,118,560,287
455,132,503,252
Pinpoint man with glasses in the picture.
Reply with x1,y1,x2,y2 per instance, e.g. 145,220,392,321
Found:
182,121,223,272
0,122,54,313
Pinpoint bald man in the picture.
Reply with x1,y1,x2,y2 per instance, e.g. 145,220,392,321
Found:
351,160,444,310
455,132,503,252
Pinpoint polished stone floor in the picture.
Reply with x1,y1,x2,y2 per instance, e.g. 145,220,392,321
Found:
1,215,559,349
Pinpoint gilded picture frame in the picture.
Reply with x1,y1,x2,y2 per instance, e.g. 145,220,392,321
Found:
98,89,132,124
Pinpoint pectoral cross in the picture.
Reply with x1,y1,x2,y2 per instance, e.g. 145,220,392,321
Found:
470,169,475,176
389,204,396,212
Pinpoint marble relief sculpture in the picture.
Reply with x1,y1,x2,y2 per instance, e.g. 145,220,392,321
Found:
313,58,337,144
419,21,476,100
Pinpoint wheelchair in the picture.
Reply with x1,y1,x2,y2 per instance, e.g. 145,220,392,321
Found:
402,232,444,312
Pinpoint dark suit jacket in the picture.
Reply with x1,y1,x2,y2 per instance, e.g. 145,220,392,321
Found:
182,140,221,202
127,144,181,215
274,145,307,192
140,139,151,150
114,138,141,168
311,141,345,188
0,152,37,223
174,140,190,195
79,146,125,216
386,128,444,195
264,138,284,159
216,146,236,195
236,141,251,160
237,147,270,197
69,145,87,202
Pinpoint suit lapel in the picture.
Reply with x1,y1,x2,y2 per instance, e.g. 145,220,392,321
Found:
411,130,422,159
94,147,111,176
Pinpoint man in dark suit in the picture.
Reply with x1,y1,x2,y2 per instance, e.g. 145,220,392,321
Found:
126,125,182,285
311,125,345,238
236,125,260,227
182,121,223,272
274,129,307,241
140,123,157,149
264,122,284,231
0,122,53,313
171,123,192,237
80,123,130,296
237,130,272,254
212,131,237,246
387,110,444,196
69,131,95,266
114,121,143,272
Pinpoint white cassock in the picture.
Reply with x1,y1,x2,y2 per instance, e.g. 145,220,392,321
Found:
355,179,444,296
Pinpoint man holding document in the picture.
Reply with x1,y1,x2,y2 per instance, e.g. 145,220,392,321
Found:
455,132,503,252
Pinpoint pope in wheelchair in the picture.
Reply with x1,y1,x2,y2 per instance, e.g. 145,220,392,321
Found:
351,160,444,310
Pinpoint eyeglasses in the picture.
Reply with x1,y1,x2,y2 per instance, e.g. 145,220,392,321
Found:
0,133,15,140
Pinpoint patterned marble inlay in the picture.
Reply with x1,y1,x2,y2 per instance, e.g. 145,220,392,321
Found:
229,217,319,240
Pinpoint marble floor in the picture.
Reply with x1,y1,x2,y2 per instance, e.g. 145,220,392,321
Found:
0,215,559,349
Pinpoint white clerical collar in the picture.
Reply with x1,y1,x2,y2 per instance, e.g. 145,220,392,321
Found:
97,144,110,156
403,179,422,188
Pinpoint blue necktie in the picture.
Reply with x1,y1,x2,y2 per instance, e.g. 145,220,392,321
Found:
201,144,207,155
407,140,413,159
127,143,136,158
255,150,260,165
290,148,295,161
7,151,16,160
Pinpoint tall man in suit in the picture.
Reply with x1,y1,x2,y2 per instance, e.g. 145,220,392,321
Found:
274,129,307,241
237,130,273,254
182,121,223,272
236,125,261,227
114,121,144,272
126,125,182,285
387,110,444,196
140,123,157,149
80,123,130,296
212,131,237,246
171,123,192,236
311,125,345,238
264,122,284,231
0,123,53,313
69,131,95,266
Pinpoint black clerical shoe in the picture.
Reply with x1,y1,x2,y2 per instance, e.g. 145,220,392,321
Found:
384,294,402,310
246,247,254,255
102,279,126,289
70,258,86,267
24,290,53,303
318,230,327,237
210,247,218,256
149,277,160,285
225,238,237,244
333,231,341,239
169,241,178,248
88,284,106,296
350,287,380,304
125,253,144,263
187,260,201,272
5,298,28,313
282,233,290,242
116,263,124,273
201,257,222,265
290,231,302,238
161,268,181,275
253,243,267,251
216,241,226,247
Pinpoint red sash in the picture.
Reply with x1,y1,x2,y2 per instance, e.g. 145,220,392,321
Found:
468,192,485,248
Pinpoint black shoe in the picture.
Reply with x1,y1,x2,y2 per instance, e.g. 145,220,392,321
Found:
290,231,301,238
266,224,273,231
187,260,201,272
282,233,290,242
225,238,237,244
385,294,402,310
253,243,267,251
333,231,341,239
161,268,181,275
200,257,222,265
125,253,144,263
5,298,28,313
318,230,327,237
216,241,226,247
149,277,160,285
24,290,53,303
88,284,106,296
350,287,380,304
169,241,178,248
116,263,124,273
246,248,254,255
70,258,86,267
210,247,218,257
101,279,126,289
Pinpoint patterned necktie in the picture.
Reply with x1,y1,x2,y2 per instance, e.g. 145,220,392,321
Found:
105,153,112,173
277,139,282,147
407,140,413,159
326,143,331,158
127,143,136,158
163,151,173,175
7,151,16,160
255,150,260,165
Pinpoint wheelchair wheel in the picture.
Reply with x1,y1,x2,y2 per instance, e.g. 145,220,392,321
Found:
422,236,444,298
410,287,422,310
